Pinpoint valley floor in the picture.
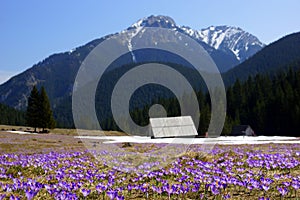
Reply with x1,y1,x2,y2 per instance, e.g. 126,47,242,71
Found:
1,128,300,199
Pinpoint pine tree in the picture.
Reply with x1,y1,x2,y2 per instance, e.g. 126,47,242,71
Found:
39,86,56,131
26,86,55,132
26,86,40,132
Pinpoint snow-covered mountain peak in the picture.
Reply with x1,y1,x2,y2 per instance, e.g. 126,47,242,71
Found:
130,15,176,29
197,25,265,61
128,15,265,64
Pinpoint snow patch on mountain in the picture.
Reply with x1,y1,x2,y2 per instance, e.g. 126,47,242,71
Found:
196,26,265,61
180,25,265,61
127,26,143,63
129,15,265,62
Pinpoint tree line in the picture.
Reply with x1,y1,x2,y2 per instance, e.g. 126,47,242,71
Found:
100,68,300,136
0,86,56,132
225,68,300,136
0,103,26,126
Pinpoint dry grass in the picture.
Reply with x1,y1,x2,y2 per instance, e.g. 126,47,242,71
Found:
0,125,128,136
0,124,129,154
0,131,85,153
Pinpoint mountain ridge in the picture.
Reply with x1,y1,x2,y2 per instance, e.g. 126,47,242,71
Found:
129,15,265,62
0,15,265,110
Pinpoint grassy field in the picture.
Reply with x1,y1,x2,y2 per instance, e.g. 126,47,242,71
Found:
0,125,128,136
0,125,127,153
0,127,300,199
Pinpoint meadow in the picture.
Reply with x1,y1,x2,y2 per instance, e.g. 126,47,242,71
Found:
0,129,300,200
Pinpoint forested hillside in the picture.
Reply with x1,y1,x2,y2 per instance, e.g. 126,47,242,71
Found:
224,32,300,85
225,68,300,135
0,103,25,126
103,68,300,136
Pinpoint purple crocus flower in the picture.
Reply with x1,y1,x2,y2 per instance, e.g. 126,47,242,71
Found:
116,195,124,200
9,195,21,200
273,174,280,180
191,183,200,192
247,185,254,190
25,189,37,200
210,185,220,195
107,190,117,200
140,183,149,193
261,184,269,191
81,188,91,197
282,182,291,187
261,178,273,185
152,186,162,194
277,187,289,196
199,193,204,199
292,182,300,190
127,184,133,192
251,180,260,189
163,184,173,195
96,183,107,193
67,193,78,200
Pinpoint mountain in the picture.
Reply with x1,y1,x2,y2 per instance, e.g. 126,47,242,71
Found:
0,15,264,113
223,32,300,85
193,25,264,62
129,15,264,71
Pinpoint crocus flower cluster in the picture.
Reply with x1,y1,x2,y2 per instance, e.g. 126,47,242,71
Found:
0,143,299,199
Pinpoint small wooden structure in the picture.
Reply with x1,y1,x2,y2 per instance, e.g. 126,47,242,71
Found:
149,116,198,138
230,125,256,136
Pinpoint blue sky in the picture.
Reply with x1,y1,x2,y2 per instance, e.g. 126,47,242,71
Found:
1,0,299,83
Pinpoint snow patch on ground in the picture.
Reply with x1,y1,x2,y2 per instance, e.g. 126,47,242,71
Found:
6,131,37,135
75,136,300,145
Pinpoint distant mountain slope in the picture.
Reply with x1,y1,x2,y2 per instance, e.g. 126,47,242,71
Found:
0,37,109,110
196,25,264,61
0,15,264,110
223,32,300,85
